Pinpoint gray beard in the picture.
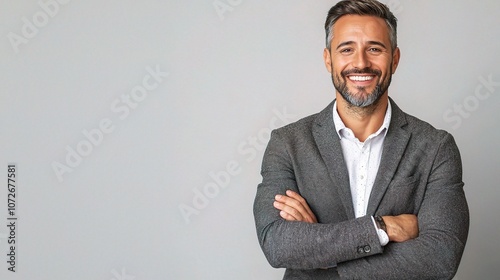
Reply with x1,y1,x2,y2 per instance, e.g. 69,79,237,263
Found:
332,73,391,108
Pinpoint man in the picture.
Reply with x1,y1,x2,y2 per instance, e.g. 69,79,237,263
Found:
253,0,469,279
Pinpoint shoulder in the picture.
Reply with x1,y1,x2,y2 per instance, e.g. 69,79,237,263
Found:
277,113,318,135
390,98,452,142
273,101,335,139
402,111,451,142
266,113,320,152
390,101,460,163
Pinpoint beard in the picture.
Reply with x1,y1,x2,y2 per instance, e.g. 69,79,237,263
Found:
332,67,392,108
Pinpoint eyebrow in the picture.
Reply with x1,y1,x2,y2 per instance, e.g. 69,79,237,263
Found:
336,40,388,50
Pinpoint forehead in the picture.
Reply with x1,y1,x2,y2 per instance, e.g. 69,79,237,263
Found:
332,15,390,44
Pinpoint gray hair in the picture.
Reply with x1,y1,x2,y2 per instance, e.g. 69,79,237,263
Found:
325,0,398,51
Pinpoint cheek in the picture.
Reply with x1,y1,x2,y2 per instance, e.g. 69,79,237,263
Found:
372,60,393,77
332,62,349,75
331,55,349,67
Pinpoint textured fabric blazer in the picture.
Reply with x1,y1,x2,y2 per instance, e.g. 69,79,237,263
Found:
253,98,469,280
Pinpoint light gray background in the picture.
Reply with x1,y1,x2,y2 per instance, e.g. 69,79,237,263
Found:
1,0,499,279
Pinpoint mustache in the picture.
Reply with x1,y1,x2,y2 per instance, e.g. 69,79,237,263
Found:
341,68,381,77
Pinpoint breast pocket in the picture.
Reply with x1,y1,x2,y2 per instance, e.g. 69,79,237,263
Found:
379,174,423,215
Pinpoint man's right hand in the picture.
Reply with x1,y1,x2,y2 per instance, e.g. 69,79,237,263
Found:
383,214,419,242
273,190,419,243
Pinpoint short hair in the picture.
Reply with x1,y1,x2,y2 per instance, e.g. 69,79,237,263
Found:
325,0,398,51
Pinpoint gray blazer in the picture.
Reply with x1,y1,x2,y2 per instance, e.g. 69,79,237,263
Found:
253,98,469,279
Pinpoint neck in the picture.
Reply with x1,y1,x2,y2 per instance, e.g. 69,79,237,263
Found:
336,93,389,142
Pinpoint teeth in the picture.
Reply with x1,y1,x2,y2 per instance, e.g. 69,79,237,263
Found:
349,76,374,81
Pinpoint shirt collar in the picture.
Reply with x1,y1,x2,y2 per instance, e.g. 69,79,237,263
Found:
333,100,392,140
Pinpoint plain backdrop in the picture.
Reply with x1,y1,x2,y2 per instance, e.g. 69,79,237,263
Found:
0,0,499,279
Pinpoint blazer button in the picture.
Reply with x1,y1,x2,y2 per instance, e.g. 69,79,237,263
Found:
363,245,371,253
357,247,365,254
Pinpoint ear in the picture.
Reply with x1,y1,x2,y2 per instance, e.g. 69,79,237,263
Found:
391,47,401,74
323,48,333,73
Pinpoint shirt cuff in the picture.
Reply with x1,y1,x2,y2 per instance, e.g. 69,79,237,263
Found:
371,216,389,246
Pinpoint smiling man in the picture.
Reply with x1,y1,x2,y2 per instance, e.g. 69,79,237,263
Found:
253,1,469,279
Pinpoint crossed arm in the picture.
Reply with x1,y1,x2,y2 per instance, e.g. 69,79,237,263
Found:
274,190,419,242
254,129,469,279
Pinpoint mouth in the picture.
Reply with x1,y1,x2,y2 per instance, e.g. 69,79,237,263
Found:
346,74,377,86
348,75,375,81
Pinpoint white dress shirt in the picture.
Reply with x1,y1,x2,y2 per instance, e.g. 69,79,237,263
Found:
333,101,391,246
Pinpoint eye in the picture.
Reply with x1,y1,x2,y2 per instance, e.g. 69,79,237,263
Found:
368,48,381,52
340,48,353,54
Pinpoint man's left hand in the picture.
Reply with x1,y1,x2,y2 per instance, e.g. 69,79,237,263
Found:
273,190,317,223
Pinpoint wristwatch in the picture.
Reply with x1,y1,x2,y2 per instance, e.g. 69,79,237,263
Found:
375,215,387,233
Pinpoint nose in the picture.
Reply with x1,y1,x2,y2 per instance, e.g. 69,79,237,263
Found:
352,50,371,69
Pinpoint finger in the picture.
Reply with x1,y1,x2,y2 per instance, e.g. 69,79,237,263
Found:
276,199,314,223
273,200,305,221
276,193,304,210
286,190,307,204
275,194,300,210
285,190,317,222
279,210,297,221
282,193,317,223
273,200,286,211
285,190,312,212
276,195,307,216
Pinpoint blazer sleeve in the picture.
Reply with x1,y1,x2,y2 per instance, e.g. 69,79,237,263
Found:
253,129,383,269
336,132,469,280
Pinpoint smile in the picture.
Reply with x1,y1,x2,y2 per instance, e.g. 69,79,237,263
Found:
348,75,375,81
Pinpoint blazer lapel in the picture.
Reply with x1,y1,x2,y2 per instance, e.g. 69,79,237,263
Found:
367,98,411,215
312,101,355,219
